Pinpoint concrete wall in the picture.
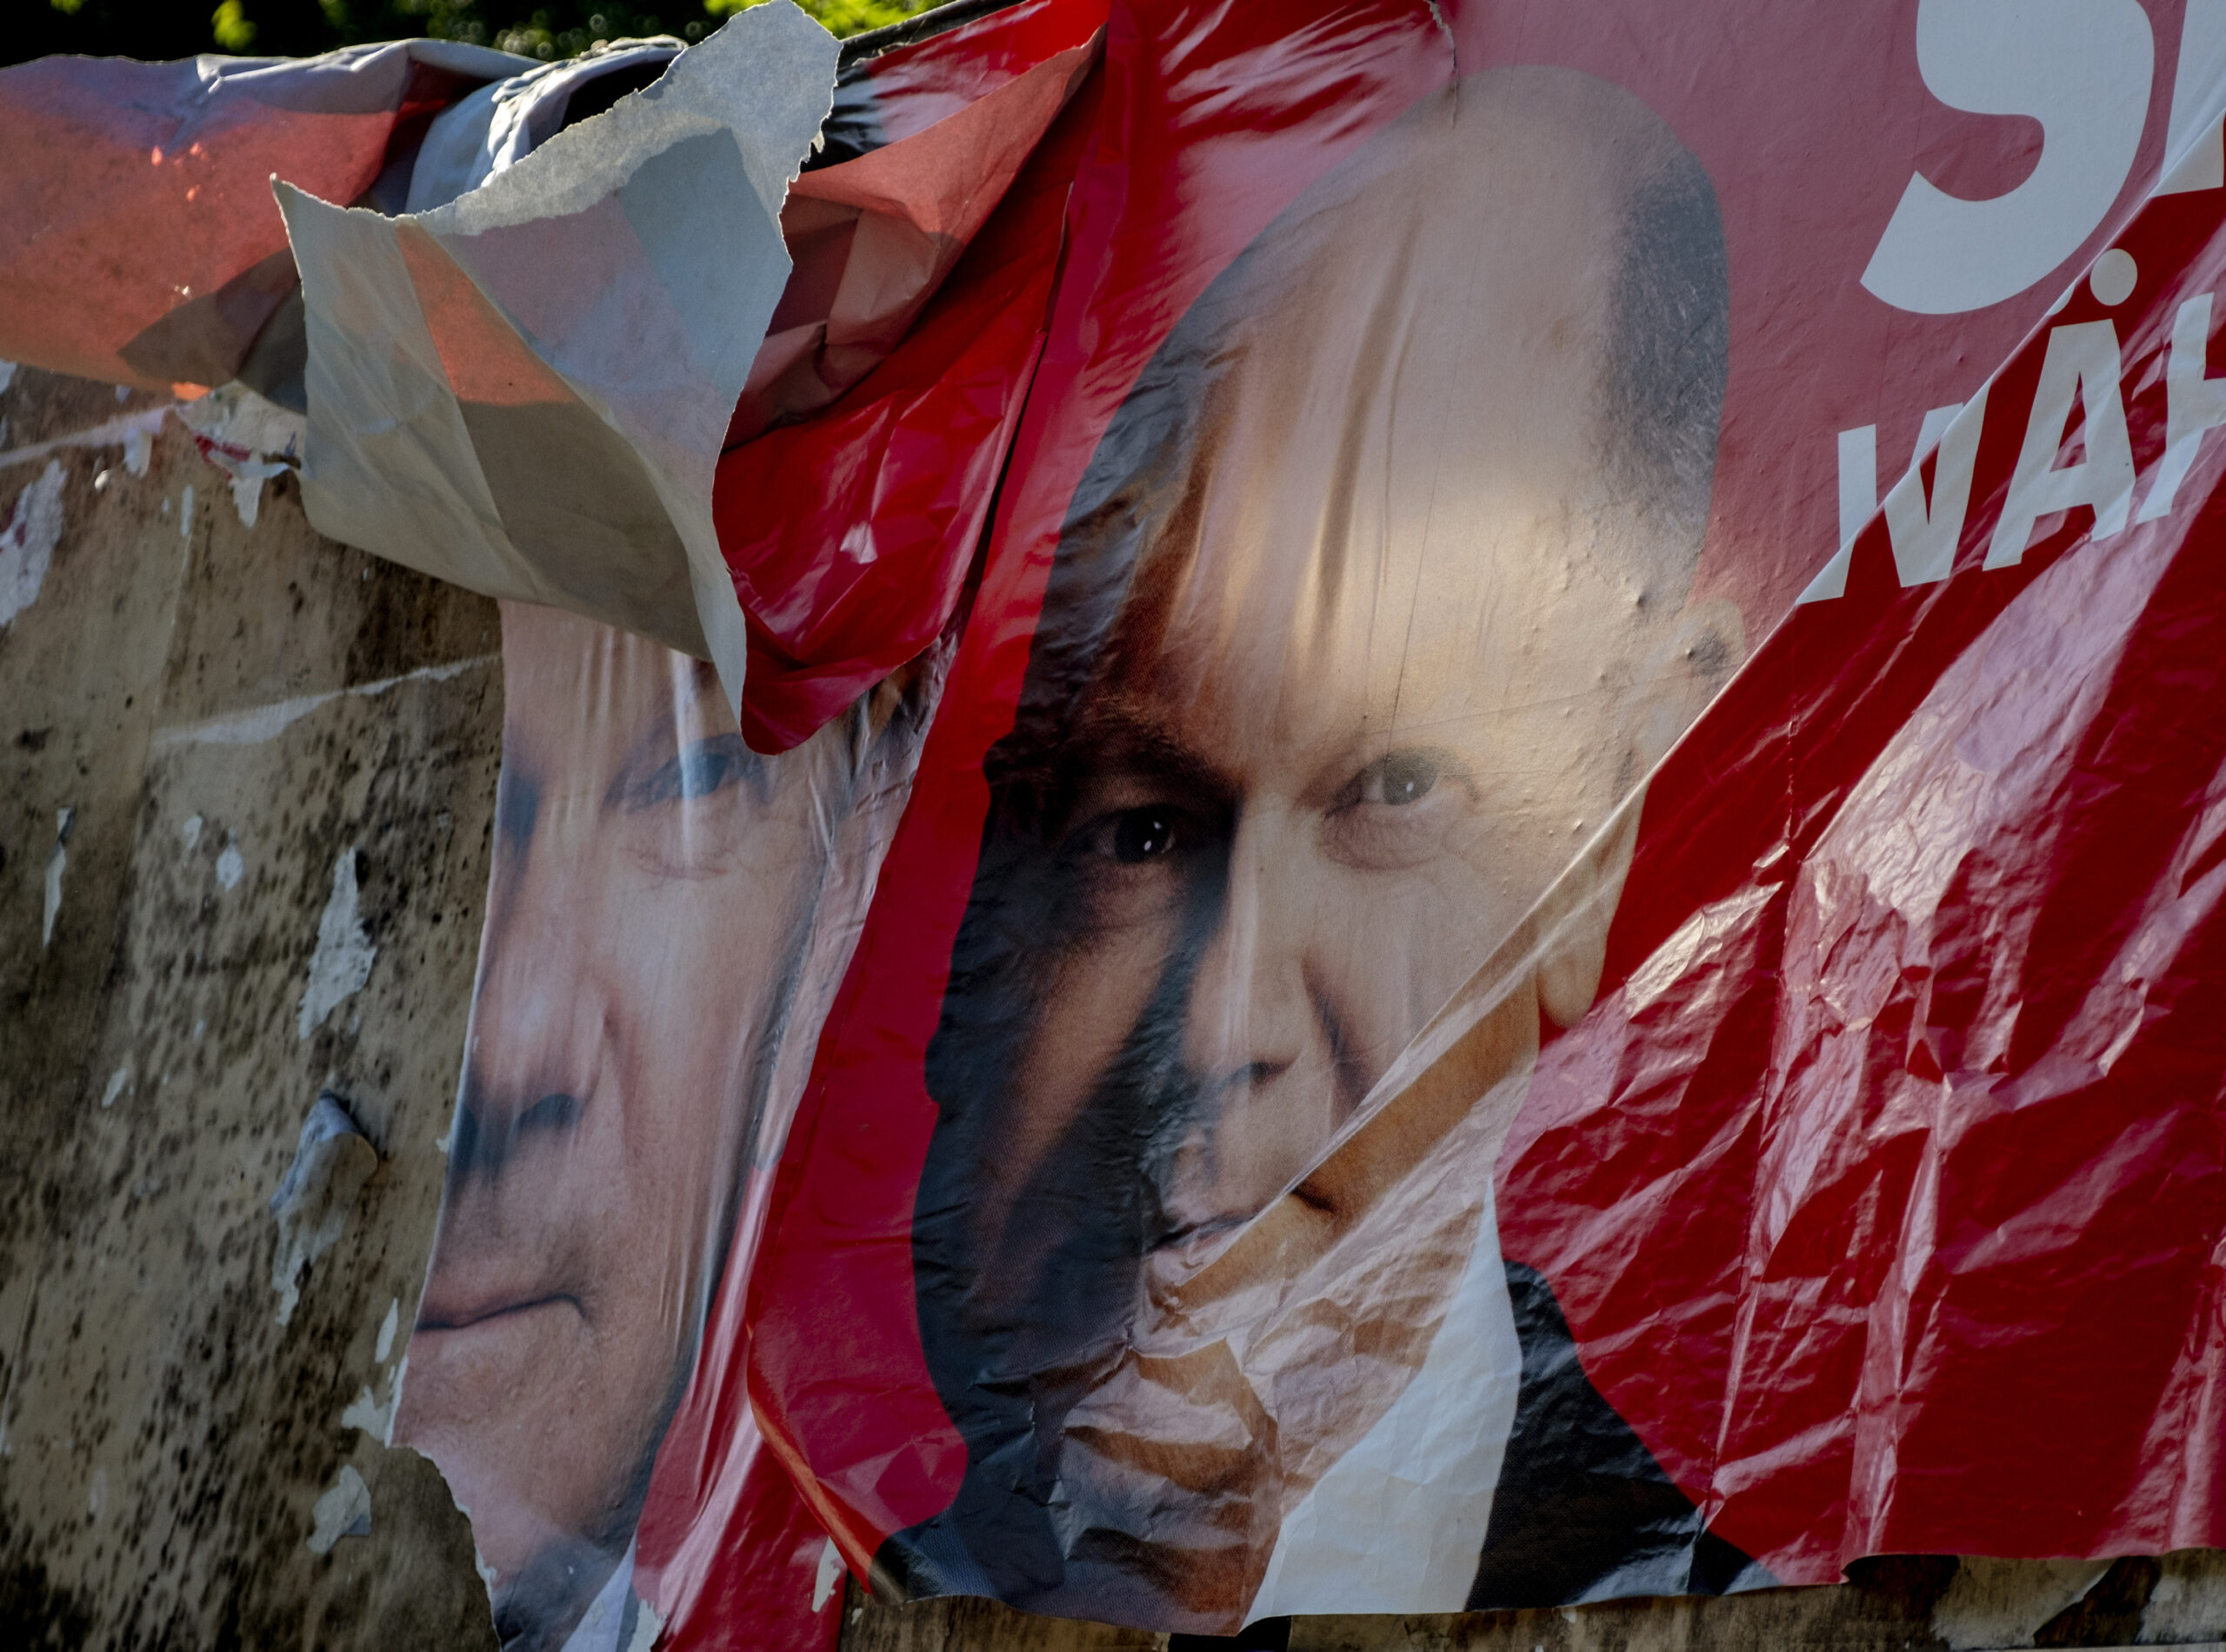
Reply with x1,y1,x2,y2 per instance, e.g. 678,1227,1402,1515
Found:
0,363,500,1649
5,360,2226,1652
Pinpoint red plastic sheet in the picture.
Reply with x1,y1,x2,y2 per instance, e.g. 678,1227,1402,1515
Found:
739,0,2226,1633
714,1,1107,751
0,40,523,391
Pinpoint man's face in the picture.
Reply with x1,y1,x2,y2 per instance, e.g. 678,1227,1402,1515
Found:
949,79,1734,1620
396,603,830,1641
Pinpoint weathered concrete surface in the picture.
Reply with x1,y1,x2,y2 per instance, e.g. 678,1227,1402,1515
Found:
0,364,501,1649
847,1553,2226,1652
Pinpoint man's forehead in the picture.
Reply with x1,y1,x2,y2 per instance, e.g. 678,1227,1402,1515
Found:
500,603,727,779
1095,77,1683,769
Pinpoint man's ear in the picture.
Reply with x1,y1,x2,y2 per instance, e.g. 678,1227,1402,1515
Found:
1536,591,1742,1030
1535,788,1643,1030
1636,591,1746,769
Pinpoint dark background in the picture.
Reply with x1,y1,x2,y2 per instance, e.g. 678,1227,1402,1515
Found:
6,0,930,70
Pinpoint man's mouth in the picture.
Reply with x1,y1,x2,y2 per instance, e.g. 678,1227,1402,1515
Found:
414,1288,583,1335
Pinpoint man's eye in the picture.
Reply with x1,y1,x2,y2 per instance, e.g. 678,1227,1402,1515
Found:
1107,806,1179,863
1071,803,1187,865
635,736,763,807
1361,750,1441,806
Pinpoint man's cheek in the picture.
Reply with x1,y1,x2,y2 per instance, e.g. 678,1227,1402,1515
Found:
1012,928,1173,1169
1326,863,1503,1072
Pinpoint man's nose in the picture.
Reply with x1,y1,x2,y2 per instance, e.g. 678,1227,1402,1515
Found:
449,826,604,1188
1167,807,1337,1230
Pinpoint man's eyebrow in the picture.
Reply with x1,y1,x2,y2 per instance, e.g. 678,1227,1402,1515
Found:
1064,701,1230,793
592,659,755,801
601,726,774,809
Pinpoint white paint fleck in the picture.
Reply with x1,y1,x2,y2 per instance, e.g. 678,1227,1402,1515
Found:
179,483,193,539
151,654,497,750
624,1599,663,1652
180,814,203,851
88,1468,107,1523
159,496,170,516
307,1463,372,1555
0,360,15,394
100,1066,130,1109
812,1535,844,1611
113,383,129,404
0,406,167,479
297,850,377,1040
374,1297,399,1363
270,1093,376,1326
341,1382,397,1442
0,460,65,629
191,1018,206,1042
123,426,152,478
92,469,114,493
42,807,72,949
216,843,243,890
226,457,289,530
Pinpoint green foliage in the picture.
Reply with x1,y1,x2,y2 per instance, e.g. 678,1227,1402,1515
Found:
707,0,928,37
210,0,257,49
10,0,935,69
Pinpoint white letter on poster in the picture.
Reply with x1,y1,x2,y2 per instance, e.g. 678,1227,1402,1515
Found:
1883,398,1986,585
1799,400,1983,603
1987,320,2136,567
2137,295,2226,521
1862,0,2152,316
2159,0,2226,195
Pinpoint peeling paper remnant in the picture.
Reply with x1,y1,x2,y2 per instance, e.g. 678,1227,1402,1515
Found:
1930,1558,2116,1650
297,849,376,1039
0,408,167,483
343,1298,408,1442
341,1371,400,1442
42,806,72,948
270,1091,377,1327
1,459,64,629
177,383,303,529
307,1462,373,1555
812,1536,844,1611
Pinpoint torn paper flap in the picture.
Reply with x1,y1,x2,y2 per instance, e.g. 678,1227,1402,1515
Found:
282,4,838,719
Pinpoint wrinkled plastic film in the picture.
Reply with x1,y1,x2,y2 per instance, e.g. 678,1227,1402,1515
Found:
394,599,939,1651
743,0,2226,1635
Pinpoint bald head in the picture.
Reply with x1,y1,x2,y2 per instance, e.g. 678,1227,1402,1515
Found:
1043,69,1728,725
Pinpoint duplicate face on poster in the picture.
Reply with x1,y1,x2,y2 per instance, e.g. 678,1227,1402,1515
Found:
916,67,1737,1620
397,604,844,1650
